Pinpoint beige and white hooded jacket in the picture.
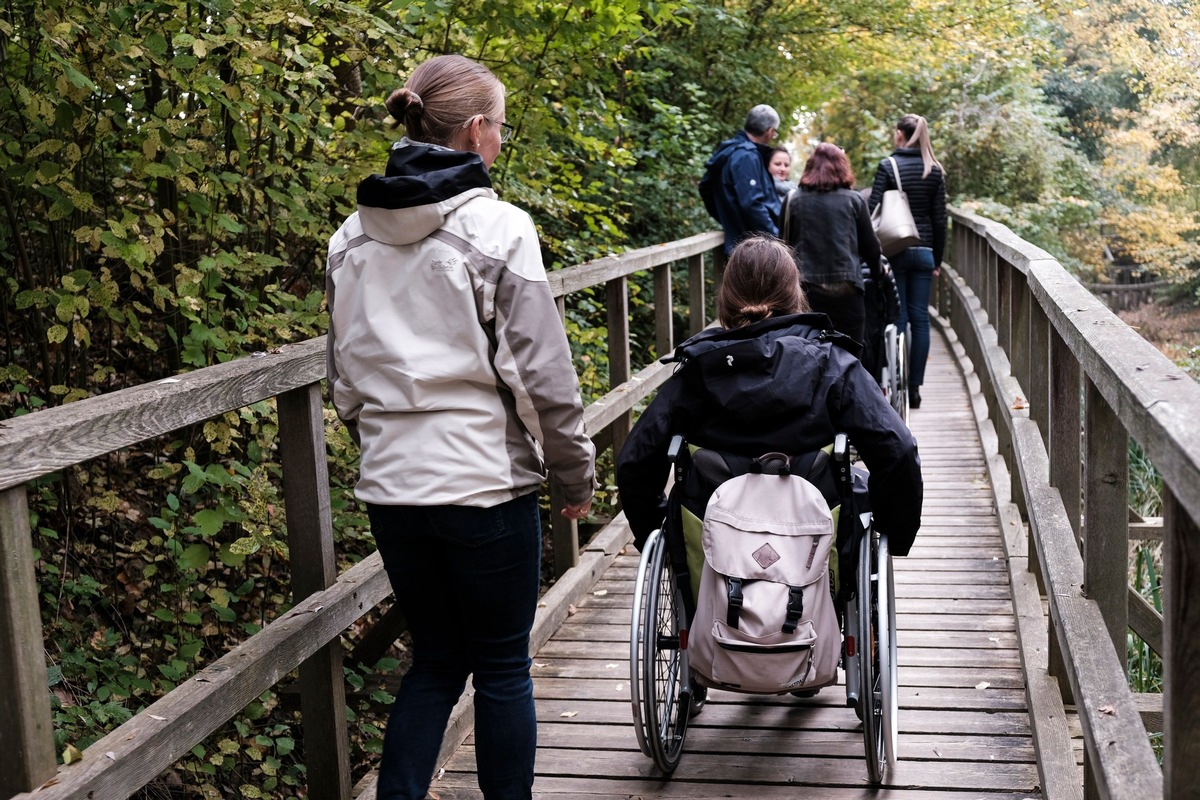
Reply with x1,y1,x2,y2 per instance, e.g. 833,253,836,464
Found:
326,139,595,508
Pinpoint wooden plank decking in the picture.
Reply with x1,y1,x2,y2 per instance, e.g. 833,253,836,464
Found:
423,328,1044,799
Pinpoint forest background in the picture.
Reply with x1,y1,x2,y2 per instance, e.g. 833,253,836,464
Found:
1,0,1198,796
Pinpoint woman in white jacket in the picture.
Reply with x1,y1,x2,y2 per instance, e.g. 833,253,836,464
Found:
326,54,595,800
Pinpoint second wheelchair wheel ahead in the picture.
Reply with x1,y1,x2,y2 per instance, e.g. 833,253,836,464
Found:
894,331,910,426
877,534,899,766
641,531,690,772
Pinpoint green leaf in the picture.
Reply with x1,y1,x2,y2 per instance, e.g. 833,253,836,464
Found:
192,509,225,537
218,543,246,567
177,543,211,571
228,536,261,556
152,608,176,622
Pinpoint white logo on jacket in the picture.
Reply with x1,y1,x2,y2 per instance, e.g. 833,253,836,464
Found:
431,258,456,273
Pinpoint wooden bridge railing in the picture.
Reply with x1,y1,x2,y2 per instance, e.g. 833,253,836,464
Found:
0,231,723,799
940,209,1200,800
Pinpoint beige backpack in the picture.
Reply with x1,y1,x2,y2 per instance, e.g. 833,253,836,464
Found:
689,454,841,695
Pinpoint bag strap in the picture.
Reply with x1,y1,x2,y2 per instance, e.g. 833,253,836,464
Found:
781,186,797,241
887,156,904,193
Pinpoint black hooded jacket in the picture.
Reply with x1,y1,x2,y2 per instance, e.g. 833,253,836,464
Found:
615,314,923,555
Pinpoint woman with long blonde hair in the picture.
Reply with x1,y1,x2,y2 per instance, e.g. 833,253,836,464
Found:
867,114,947,409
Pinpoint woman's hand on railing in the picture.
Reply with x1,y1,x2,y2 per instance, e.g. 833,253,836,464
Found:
561,499,593,520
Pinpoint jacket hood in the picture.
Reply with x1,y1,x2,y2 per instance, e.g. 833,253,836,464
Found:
664,313,858,365
355,138,496,246
705,130,753,172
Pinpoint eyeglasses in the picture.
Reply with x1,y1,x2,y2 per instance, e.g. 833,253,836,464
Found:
486,117,514,143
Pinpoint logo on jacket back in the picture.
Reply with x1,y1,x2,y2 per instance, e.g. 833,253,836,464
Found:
431,257,456,273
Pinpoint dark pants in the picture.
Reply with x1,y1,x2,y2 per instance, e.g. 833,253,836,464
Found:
890,247,935,388
803,281,866,346
369,492,542,800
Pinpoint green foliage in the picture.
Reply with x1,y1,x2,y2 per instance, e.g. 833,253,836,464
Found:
6,0,1198,796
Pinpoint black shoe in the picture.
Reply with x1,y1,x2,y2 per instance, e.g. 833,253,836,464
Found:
790,688,820,699
689,685,708,717
909,387,921,409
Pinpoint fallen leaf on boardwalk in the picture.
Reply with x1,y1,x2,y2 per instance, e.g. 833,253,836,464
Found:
975,681,991,690
593,589,608,596
537,601,547,608
615,683,625,692
988,636,1000,642
63,744,83,764
1012,396,1027,410
1100,705,1116,715
533,662,547,668
148,714,167,721
605,663,619,670
106,752,117,760
560,711,578,718
933,748,942,757
567,604,577,616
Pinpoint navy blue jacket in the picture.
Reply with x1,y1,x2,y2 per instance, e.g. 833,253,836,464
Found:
701,131,781,254
615,314,923,555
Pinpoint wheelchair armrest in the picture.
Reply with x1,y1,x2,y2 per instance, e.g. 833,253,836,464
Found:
833,433,851,498
667,434,686,484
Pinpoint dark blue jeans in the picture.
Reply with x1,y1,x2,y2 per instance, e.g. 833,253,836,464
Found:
890,247,935,388
368,492,542,800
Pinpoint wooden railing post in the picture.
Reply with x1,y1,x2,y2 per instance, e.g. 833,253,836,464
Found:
277,385,352,800
0,486,57,797
1046,309,1081,704
607,275,632,455
1162,483,1200,797
688,252,706,336
1082,379,1129,671
654,262,674,359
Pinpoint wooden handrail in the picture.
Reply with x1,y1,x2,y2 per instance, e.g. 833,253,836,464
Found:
941,208,1200,799
0,234,723,798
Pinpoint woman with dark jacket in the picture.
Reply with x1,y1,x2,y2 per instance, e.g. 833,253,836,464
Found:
868,114,948,409
783,142,883,345
615,236,923,558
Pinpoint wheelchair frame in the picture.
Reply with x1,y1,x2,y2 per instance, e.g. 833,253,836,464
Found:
628,436,899,782
881,323,910,426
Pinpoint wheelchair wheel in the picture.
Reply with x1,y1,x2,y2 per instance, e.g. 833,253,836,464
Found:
878,534,899,766
629,529,660,758
857,521,891,783
883,324,909,425
894,330,910,426
629,529,690,772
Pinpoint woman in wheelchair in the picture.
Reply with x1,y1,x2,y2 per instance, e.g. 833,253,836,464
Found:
615,234,922,780
616,234,922,558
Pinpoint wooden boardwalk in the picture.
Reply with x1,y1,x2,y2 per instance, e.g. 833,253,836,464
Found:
425,329,1044,799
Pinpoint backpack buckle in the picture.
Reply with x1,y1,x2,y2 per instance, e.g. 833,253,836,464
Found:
726,577,744,629
782,585,804,633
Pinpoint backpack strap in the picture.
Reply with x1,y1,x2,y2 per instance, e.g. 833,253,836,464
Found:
782,186,798,242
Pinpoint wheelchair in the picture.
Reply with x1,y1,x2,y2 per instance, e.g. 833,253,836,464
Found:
628,434,898,783
863,261,909,425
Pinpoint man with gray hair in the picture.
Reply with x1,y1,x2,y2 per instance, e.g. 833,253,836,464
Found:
699,104,783,255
